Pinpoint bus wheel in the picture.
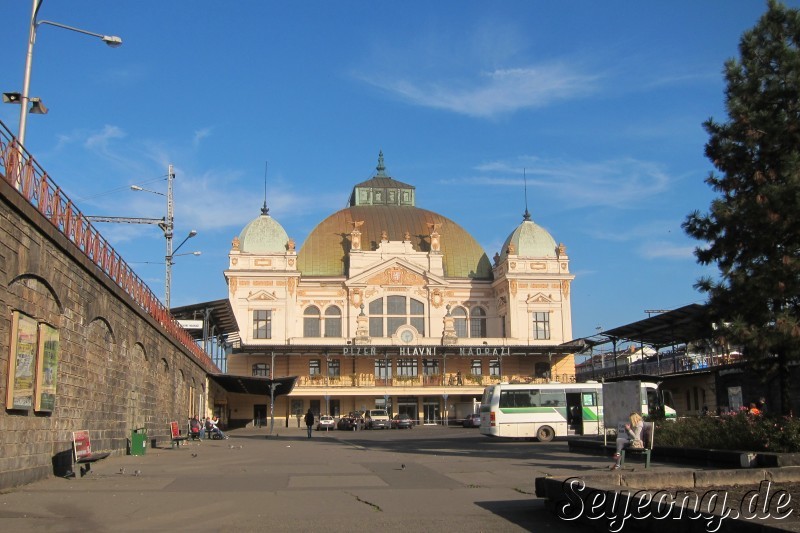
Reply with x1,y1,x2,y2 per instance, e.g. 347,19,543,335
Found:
536,425,554,442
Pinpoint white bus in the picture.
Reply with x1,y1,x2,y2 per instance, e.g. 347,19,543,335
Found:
479,381,675,442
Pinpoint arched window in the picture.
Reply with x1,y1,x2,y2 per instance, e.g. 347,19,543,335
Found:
304,306,321,337
452,306,468,338
368,297,425,337
324,306,342,337
470,307,487,338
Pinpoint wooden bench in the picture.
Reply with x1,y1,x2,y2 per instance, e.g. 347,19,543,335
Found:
169,421,189,448
70,430,110,477
620,421,654,468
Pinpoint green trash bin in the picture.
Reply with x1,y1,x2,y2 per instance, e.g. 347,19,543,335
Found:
130,428,147,456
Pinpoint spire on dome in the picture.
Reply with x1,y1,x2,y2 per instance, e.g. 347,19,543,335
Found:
262,161,270,215
523,168,531,221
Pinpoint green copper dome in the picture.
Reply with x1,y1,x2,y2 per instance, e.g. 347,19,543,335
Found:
297,205,492,279
238,209,290,254
499,212,558,261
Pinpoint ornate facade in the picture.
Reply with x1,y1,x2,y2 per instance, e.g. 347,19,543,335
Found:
223,153,576,426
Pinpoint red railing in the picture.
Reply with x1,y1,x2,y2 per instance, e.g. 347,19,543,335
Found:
0,120,217,372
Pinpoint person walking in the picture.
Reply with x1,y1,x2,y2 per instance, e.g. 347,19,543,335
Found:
304,409,315,438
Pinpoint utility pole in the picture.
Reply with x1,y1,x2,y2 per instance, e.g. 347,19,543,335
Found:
86,163,197,310
164,164,175,309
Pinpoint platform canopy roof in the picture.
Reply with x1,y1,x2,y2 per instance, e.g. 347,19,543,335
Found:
170,298,240,346
575,304,712,350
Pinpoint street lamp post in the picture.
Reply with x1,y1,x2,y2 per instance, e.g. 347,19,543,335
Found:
13,0,122,147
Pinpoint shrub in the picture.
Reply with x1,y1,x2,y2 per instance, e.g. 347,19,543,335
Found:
655,412,800,452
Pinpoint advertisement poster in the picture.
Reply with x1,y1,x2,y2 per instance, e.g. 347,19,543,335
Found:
34,323,59,412
6,312,38,410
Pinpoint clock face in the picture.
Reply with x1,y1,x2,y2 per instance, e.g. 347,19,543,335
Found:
401,330,414,343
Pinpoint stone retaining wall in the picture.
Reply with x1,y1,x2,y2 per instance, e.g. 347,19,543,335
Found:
0,176,211,489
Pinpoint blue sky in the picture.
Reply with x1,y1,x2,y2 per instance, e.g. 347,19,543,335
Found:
2,1,794,339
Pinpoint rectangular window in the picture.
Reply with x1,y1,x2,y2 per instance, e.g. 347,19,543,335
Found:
470,317,487,338
423,359,439,375
369,317,383,337
540,390,566,407
489,359,500,377
397,358,418,377
253,310,272,339
499,389,539,408
374,359,391,379
387,296,405,315
387,317,405,336
252,363,270,377
471,359,482,375
324,316,341,337
327,358,340,378
533,312,550,340
454,318,467,338
304,316,320,337
309,359,321,376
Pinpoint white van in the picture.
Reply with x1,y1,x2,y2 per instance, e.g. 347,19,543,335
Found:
365,409,390,429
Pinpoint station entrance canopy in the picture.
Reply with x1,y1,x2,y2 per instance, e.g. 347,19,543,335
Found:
208,374,297,397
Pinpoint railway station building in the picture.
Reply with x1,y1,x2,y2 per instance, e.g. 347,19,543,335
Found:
178,153,579,427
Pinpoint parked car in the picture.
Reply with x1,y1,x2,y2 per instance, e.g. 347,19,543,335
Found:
316,415,335,431
391,413,413,429
337,416,358,431
463,413,481,428
365,409,391,429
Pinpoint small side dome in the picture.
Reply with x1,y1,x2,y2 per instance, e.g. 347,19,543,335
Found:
499,212,558,261
238,208,290,254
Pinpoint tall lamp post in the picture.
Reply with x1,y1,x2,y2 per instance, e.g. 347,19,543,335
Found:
9,0,122,147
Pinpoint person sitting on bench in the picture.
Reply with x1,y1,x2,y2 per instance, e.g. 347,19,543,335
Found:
189,415,202,440
205,416,228,439
611,412,643,470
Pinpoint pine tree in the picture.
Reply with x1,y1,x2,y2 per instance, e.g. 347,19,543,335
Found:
683,0,800,415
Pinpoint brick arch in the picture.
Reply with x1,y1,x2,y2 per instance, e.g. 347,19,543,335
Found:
7,274,64,317
127,343,149,431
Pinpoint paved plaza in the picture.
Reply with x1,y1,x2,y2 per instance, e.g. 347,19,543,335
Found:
0,426,752,532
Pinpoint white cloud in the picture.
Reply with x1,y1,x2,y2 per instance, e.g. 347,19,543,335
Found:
192,127,212,148
464,156,672,209
85,125,125,150
639,241,695,260
360,64,599,118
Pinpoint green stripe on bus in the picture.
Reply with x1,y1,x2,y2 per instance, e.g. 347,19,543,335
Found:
582,406,599,421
